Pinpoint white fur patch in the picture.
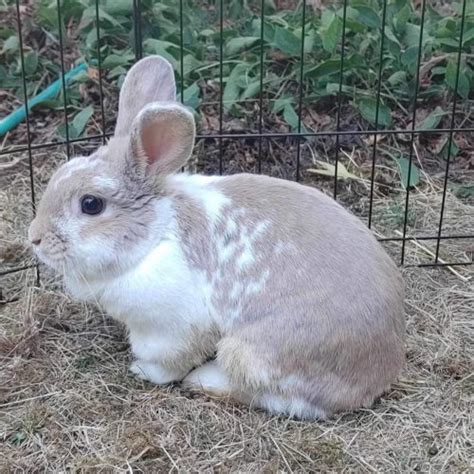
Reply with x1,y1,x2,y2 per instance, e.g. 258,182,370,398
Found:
217,238,238,264
234,220,270,271
236,246,254,270
92,176,119,189
245,270,270,297
255,394,327,419
100,238,193,323
251,221,269,238
168,174,229,222
183,360,231,394
201,190,230,222
226,218,237,234
216,218,271,270
130,359,185,384
175,174,220,186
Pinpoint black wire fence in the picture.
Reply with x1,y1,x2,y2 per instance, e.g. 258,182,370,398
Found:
1,0,473,287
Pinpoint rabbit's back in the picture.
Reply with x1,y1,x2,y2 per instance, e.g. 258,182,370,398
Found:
172,173,405,415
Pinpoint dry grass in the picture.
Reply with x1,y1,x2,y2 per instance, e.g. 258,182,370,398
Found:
1,146,473,472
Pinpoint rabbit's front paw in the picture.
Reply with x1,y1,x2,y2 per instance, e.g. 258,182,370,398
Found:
130,360,184,385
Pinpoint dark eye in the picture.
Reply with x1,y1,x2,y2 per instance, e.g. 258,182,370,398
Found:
80,195,105,215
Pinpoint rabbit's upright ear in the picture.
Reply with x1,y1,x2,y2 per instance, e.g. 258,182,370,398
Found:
115,56,176,137
129,103,196,177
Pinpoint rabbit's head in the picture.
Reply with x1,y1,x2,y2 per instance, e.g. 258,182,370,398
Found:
29,56,195,279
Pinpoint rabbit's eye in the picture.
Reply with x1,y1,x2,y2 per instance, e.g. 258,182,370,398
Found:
80,195,105,215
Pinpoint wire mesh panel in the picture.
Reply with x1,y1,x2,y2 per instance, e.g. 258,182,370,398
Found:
1,0,473,294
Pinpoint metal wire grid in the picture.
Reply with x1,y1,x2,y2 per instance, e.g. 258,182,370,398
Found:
2,0,473,282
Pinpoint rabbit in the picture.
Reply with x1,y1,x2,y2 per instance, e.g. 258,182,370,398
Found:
28,55,405,420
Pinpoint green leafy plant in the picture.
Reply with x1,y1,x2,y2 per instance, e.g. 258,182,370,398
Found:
0,0,472,190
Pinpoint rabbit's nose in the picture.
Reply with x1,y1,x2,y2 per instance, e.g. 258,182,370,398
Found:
28,219,44,247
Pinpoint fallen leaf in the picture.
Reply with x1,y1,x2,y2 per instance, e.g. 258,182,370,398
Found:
87,67,100,80
307,160,363,181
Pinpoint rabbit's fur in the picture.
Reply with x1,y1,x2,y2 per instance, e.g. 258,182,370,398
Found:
29,56,405,419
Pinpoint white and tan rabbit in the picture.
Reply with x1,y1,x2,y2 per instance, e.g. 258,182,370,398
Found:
29,56,405,419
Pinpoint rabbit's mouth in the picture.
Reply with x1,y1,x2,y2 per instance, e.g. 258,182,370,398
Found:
32,243,69,273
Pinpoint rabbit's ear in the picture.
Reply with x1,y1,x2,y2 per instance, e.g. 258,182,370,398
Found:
129,103,195,176
115,56,176,137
